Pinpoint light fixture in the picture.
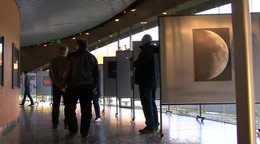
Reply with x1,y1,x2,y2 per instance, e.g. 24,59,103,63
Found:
109,35,113,38
72,37,76,40
79,33,82,35
140,21,147,24
162,12,167,15
98,40,101,42
86,32,90,35
115,18,120,22
131,9,136,12
37,43,40,46
43,44,47,47
123,10,127,14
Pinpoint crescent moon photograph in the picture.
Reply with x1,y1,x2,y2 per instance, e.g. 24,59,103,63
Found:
193,28,231,81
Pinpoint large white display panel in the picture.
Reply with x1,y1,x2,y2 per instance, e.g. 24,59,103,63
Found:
116,51,133,98
159,15,236,104
159,14,260,104
132,41,160,99
103,57,116,97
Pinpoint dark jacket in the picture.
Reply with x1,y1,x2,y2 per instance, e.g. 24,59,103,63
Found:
93,70,101,98
49,56,66,88
62,48,99,89
24,74,31,90
134,42,160,88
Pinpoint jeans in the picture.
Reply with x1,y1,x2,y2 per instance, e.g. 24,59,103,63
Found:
67,85,92,135
92,95,100,118
139,86,159,130
52,85,68,126
21,88,34,105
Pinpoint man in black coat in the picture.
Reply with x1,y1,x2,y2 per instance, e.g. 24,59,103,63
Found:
49,44,69,129
62,37,99,137
134,34,160,134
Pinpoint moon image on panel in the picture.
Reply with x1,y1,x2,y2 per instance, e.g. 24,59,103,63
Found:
194,30,229,81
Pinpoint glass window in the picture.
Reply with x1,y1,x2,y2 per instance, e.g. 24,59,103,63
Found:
132,27,159,41
12,43,19,88
119,37,130,51
0,36,3,86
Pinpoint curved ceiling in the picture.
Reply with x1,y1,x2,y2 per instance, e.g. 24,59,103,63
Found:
17,0,135,47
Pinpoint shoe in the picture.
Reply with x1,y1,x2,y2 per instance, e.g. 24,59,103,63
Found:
81,132,88,138
139,127,155,134
93,118,101,123
19,103,24,106
53,124,58,129
29,103,34,106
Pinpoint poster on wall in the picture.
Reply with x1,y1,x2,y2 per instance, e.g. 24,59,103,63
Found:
0,36,3,86
12,43,19,88
193,28,232,81
103,57,116,97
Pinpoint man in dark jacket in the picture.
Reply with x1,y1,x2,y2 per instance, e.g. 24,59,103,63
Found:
134,34,160,134
49,44,68,129
20,71,34,106
62,37,99,137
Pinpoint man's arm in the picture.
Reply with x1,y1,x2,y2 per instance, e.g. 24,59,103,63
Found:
61,56,71,89
49,61,59,88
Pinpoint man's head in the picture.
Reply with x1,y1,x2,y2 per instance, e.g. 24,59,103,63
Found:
141,34,152,45
59,44,69,56
23,71,28,75
76,37,88,50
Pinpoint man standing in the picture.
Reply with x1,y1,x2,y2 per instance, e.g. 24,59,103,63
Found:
49,44,69,129
62,37,99,137
20,71,34,106
134,34,160,134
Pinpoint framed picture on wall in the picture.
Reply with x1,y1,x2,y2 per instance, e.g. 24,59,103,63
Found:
0,36,4,86
12,43,19,88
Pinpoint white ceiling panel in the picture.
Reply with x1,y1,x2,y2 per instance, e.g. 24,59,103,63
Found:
17,0,135,46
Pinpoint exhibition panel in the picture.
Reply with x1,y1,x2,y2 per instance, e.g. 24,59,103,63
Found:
103,57,117,97
159,13,260,104
116,51,133,98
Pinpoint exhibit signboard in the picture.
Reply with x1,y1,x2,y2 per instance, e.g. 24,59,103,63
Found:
159,13,260,104
116,51,133,98
103,57,116,97
36,71,51,95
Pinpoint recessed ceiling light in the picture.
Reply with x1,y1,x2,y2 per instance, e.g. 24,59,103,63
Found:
98,40,101,42
131,9,136,12
123,10,127,14
72,37,76,40
115,18,120,22
86,32,90,35
140,21,147,24
162,12,167,15
43,44,47,47
109,35,113,38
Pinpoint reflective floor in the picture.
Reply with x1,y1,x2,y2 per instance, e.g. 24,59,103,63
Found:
0,103,249,144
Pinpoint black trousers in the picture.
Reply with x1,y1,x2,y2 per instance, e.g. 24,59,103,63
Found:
67,85,92,135
52,85,68,125
21,88,34,105
92,95,100,118
139,86,159,130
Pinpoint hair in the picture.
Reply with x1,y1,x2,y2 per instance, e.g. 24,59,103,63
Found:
59,44,68,55
76,37,88,50
141,34,152,43
23,71,28,74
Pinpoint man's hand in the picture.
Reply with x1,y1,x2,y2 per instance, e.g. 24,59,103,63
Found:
61,88,66,93
92,88,97,94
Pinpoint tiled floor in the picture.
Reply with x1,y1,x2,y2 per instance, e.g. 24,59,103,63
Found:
0,103,248,144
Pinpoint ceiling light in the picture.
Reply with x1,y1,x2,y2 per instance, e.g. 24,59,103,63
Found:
37,43,40,46
115,18,120,22
86,32,90,35
43,44,47,47
123,10,127,14
109,35,113,38
140,21,147,24
162,12,168,15
131,9,136,12
72,37,76,40
98,40,101,42
79,33,82,35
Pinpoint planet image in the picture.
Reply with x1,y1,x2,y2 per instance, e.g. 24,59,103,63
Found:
193,29,229,81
